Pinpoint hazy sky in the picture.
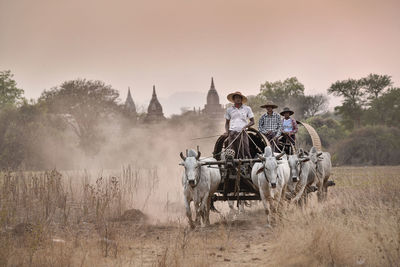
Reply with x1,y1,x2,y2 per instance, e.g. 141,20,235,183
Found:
1,0,399,115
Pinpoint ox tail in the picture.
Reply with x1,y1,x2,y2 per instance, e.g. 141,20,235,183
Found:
210,195,220,213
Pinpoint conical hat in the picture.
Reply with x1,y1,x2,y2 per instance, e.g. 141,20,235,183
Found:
280,107,294,116
260,101,278,109
227,91,248,103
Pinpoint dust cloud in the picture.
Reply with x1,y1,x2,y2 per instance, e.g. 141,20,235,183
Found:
35,115,226,223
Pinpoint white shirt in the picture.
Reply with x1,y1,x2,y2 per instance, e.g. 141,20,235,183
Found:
225,104,254,132
283,119,293,132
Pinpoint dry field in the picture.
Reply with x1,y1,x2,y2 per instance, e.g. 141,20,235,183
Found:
0,166,399,267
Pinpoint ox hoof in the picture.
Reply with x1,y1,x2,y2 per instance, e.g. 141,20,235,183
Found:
310,186,318,192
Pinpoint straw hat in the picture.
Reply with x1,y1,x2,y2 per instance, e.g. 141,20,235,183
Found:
260,101,278,109
280,107,294,116
227,91,248,103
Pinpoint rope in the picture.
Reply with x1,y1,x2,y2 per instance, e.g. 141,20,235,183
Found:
236,132,243,159
282,133,297,154
197,129,244,161
272,138,283,153
190,135,222,141
244,130,263,153
225,129,244,150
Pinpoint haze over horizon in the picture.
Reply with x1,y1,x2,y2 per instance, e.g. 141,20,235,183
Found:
1,0,399,116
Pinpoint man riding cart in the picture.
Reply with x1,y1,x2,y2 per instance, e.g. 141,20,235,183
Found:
258,102,297,155
279,107,298,155
224,91,255,159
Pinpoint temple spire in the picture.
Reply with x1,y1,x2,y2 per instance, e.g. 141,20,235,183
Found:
127,87,132,99
145,84,165,122
211,77,215,90
204,77,224,118
124,86,137,119
125,87,134,105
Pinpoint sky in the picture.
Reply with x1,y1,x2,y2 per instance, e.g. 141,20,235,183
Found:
1,0,399,116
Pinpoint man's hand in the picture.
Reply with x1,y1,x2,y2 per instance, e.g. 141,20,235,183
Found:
223,132,229,137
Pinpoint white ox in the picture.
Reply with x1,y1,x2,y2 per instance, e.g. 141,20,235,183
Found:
314,150,332,201
287,147,333,204
251,147,290,226
287,151,316,204
180,149,221,228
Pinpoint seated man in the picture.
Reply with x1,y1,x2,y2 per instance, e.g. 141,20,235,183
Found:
280,107,298,153
258,101,281,152
224,91,254,159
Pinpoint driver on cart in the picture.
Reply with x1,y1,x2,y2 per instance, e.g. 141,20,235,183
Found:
280,107,298,150
258,101,282,152
224,91,255,159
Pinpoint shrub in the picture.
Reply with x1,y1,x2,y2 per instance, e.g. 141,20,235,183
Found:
333,126,400,165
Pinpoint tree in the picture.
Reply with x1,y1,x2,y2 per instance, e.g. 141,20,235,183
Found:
328,79,365,129
246,94,266,117
0,70,24,108
0,100,61,170
39,79,120,155
303,94,328,118
260,77,305,105
260,77,307,118
334,126,400,165
360,73,392,100
363,87,400,126
296,115,346,149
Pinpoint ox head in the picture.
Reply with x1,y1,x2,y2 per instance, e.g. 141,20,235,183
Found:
179,148,201,187
288,153,310,183
308,147,324,165
308,147,319,165
256,147,285,189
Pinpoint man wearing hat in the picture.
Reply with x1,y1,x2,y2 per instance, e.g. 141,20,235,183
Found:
280,107,298,146
224,91,254,159
258,101,282,151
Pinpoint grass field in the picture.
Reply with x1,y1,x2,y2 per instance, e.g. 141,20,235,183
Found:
0,166,399,266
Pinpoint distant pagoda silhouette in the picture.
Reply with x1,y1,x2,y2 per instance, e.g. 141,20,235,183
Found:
203,77,225,118
124,87,137,121
145,85,165,122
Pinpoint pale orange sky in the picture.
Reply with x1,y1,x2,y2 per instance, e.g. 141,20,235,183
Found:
1,0,399,115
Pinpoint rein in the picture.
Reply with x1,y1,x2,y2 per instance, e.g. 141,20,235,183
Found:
262,168,270,184
244,130,263,153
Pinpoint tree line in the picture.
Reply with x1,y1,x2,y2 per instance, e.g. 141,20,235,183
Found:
246,74,399,165
0,70,399,169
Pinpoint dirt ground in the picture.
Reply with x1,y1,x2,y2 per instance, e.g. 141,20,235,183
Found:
75,209,275,266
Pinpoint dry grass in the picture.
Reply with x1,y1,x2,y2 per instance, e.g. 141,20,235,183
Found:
0,166,399,266
267,166,400,266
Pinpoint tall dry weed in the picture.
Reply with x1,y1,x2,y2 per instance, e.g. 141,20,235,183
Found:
267,166,400,266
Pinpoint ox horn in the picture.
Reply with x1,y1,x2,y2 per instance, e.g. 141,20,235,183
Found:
180,152,187,161
256,165,265,175
300,157,310,162
275,151,285,160
257,154,266,161
196,146,201,160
